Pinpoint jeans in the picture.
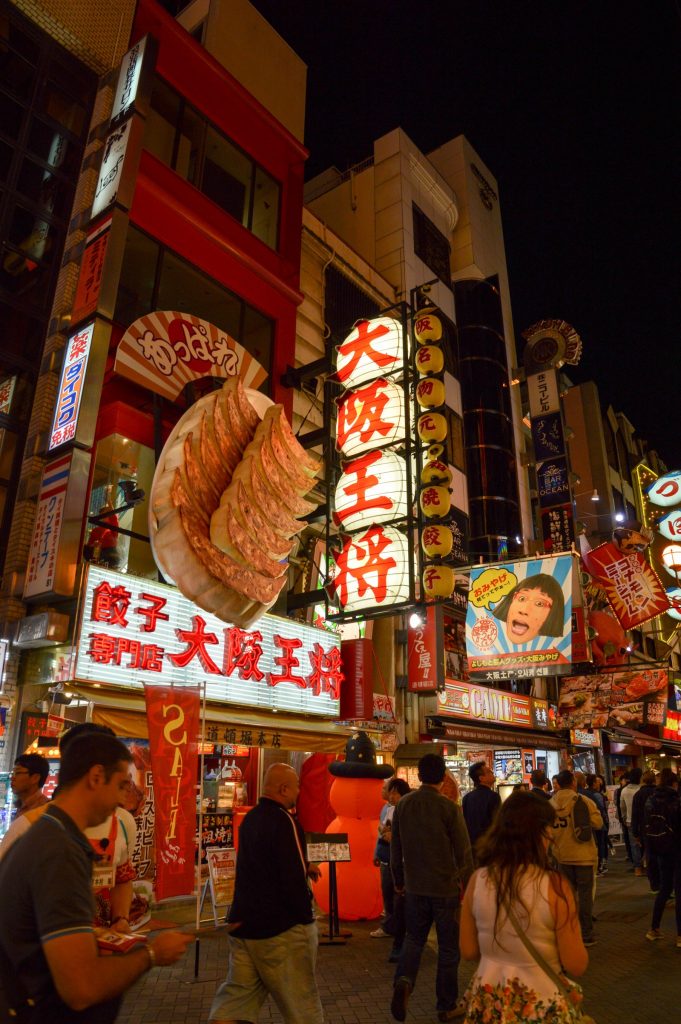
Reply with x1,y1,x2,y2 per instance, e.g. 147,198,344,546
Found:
630,834,643,870
395,893,460,1013
559,863,595,942
621,823,633,861
651,853,681,933
380,862,396,934
391,891,406,954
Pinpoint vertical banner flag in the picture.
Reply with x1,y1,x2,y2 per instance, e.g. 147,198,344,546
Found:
144,684,201,900
407,604,444,691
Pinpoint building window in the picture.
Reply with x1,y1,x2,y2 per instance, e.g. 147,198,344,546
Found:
412,203,451,289
114,226,274,383
324,264,382,344
144,76,281,250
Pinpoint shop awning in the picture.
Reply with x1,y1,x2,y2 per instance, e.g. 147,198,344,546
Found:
604,727,663,751
426,717,565,751
70,685,355,753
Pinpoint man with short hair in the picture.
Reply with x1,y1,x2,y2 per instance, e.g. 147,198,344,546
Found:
462,761,501,853
550,769,603,947
620,767,644,875
0,732,192,1022
529,768,550,798
371,776,397,939
209,762,324,1024
390,753,473,1022
10,753,49,816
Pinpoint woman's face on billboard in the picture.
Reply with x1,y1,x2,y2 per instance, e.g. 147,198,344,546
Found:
506,586,553,644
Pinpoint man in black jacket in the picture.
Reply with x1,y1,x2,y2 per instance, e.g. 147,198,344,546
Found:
632,770,660,892
462,761,501,857
209,763,323,1024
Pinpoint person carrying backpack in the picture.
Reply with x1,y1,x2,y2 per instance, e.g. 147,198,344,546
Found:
644,768,681,944
632,770,660,892
550,769,603,946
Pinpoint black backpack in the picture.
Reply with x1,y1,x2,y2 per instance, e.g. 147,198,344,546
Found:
572,794,594,843
644,789,679,855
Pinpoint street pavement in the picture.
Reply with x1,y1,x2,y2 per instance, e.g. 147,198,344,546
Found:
117,851,675,1024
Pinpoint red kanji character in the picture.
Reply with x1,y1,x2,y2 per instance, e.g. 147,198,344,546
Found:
88,632,117,664
169,615,221,674
68,330,91,361
136,593,170,633
334,450,393,528
141,644,165,671
224,627,264,681
120,637,141,668
336,320,395,385
91,581,132,626
269,635,306,688
333,525,397,607
307,643,344,699
336,378,396,452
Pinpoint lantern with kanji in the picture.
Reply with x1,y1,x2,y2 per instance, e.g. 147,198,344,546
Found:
334,450,408,532
413,307,443,344
415,344,444,376
416,377,446,409
420,485,450,519
422,524,454,559
329,525,410,614
418,412,447,444
336,378,405,458
335,316,405,390
422,563,455,600
421,455,452,486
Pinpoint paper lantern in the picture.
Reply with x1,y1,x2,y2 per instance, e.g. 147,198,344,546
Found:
334,450,408,532
421,524,453,558
427,443,445,461
336,378,405,457
422,563,455,599
413,309,443,345
421,458,452,486
331,525,410,613
661,544,681,580
420,485,450,518
647,470,681,508
418,412,447,443
415,345,444,376
336,316,404,390
416,377,445,408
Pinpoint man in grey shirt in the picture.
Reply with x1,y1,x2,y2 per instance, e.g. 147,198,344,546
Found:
389,753,473,1022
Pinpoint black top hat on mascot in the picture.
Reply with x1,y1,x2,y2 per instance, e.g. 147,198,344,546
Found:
328,730,393,779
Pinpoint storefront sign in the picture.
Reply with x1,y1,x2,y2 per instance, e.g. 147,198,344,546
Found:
145,683,201,900
0,375,16,416
570,728,601,747
531,412,564,461
24,453,71,597
437,680,545,730
634,464,681,643
76,566,342,717
373,693,397,723
541,505,575,555
407,605,444,692
425,717,564,750
536,457,570,508
466,555,574,680
329,525,410,615
663,711,681,741
557,667,668,728
197,813,234,863
71,218,112,325
493,748,523,784
111,36,149,125
206,847,236,908
92,119,132,219
582,541,669,628
114,310,268,400
527,370,560,417
48,324,94,450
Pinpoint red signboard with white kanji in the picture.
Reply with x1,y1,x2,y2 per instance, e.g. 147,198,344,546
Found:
407,605,444,691
582,541,670,629
75,566,342,717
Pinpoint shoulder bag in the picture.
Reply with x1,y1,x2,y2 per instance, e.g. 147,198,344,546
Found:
505,901,595,1024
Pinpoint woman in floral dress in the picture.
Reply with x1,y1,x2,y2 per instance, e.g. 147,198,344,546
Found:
459,792,588,1023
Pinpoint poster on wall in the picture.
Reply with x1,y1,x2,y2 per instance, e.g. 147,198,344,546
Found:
465,555,574,680
557,667,668,728
582,541,669,628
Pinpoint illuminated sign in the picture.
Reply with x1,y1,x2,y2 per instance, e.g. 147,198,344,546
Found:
335,317,404,389
407,605,444,692
437,680,549,730
582,541,669,629
111,37,148,124
0,376,16,416
334,450,408,532
48,323,94,450
557,668,668,728
24,453,72,598
570,728,601,748
634,464,681,642
328,525,410,613
465,555,574,680
75,565,342,717
527,370,560,417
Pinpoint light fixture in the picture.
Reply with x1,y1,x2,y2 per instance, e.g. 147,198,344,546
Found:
590,489,599,502
409,609,425,629
615,512,625,523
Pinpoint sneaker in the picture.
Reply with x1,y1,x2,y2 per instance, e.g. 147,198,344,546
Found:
583,938,597,947
371,926,392,938
391,977,412,1022
646,929,662,941
438,1004,467,1021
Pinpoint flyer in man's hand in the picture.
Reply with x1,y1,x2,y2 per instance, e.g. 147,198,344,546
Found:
96,930,148,954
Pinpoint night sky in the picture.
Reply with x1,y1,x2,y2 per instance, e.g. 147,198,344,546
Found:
251,1,681,467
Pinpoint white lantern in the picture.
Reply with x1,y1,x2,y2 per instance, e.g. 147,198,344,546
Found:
334,450,408,532
336,378,405,458
647,470,681,508
661,543,681,580
666,587,681,621
335,316,404,390
331,525,410,612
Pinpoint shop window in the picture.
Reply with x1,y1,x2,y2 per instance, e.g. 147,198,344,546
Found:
84,434,157,578
412,203,451,289
252,166,279,249
144,77,180,166
41,80,87,136
115,230,159,328
202,126,251,225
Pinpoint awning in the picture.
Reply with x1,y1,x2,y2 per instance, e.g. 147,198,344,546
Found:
71,685,355,753
426,716,565,751
604,728,662,751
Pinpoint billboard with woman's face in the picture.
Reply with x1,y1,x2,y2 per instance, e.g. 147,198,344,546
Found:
465,555,574,680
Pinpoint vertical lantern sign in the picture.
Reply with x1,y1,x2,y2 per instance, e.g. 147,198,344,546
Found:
634,465,681,641
414,307,456,603
327,317,413,618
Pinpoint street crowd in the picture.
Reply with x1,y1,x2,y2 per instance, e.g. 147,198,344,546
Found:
1,732,680,1024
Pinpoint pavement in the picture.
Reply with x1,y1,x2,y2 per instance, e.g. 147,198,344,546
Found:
117,850,676,1024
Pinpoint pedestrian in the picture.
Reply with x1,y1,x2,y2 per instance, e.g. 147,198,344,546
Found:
390,752,473,1022
462,761,501,858
583,773,609,874
529,768,551,799
620,768,644,875
459,791,588,1023
645,767,681,944
632,770,660,892
615,771,633,861
371,776,397,939
384,778,411,964
549,769,603,947
0,731,191,1022
8,753,50,818
209,762,324,1024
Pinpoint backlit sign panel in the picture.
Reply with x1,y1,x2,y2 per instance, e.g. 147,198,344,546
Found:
48,323,94,450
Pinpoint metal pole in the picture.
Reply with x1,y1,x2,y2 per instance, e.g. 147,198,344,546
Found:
194,678,208,978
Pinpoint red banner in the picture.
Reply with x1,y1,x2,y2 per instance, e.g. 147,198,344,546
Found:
582,542,669,628
408,605,444,691
144,684,201,900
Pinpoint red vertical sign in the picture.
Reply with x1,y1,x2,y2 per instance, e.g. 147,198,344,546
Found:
407,605,444,691
144,684,201,900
